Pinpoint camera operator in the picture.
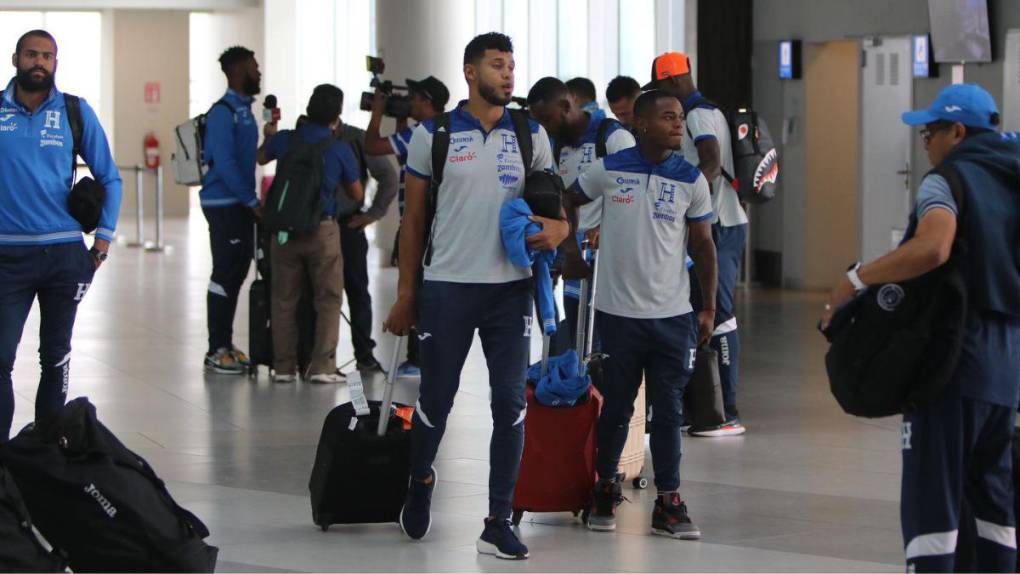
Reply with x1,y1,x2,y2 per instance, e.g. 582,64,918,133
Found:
365,75,449,378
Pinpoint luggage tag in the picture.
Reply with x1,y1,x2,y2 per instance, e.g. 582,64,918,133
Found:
347,374,372,419
394,406,415,430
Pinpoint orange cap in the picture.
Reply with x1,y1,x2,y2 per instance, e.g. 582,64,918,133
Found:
642,52,691,90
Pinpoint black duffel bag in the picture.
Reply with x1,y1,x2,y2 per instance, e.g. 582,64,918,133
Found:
0,397,218,573
0,461,67,573
822,165,969,418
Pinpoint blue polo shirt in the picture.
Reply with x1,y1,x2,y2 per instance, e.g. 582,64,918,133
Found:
199,89,260,209
0,78,123,244
262,123,360,219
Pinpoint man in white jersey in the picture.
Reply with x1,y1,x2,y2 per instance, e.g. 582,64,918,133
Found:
383,33,565,560
646,52,749,436
564,90,718,540
527,76,636,346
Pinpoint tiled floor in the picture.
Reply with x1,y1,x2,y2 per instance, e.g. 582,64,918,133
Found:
9,213,904,572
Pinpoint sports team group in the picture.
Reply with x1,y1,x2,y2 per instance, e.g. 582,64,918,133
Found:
1,27,1018,572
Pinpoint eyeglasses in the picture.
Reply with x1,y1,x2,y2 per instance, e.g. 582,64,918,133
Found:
920,124,952,145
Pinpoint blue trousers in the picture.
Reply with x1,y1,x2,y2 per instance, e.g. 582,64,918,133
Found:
0,241,96,441
901,384,1016,573
410,279,533,520
203,205,254,354
596,311,696,491
690,223,747,417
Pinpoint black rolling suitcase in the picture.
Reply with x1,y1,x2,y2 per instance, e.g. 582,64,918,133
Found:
0,462,67,572
0,398,218,573
310,337,412,529
248,225,316,375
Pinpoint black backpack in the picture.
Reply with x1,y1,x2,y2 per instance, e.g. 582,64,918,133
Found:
685,96,779,205
0,398,218,573
0,462,67,572
425,108,533,265
264,134,333,237
821,164,969,418
0,90,106,233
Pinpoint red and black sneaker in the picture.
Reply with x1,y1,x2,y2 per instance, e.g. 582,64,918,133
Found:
586,478,622,531
651,493,701,540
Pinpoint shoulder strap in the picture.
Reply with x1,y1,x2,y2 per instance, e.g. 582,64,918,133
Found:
508,109,534,172
208,98,238,123
64,93,84,179
595,118,620,158
425,113,451,266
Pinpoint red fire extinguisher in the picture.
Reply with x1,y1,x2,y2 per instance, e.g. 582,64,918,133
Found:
144,131,160,169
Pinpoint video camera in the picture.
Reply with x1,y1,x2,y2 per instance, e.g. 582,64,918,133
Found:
359,56,412,119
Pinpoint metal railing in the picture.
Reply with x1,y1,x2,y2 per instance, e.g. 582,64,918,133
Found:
77,163,168,252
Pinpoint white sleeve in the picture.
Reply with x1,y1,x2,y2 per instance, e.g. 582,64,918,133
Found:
686,108,719,145
606,128,636,154
531,125,555,171
686,175,714,221
405,124,434,179
576,158,608,201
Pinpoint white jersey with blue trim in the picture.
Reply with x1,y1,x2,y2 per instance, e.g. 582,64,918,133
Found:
576,148,714,319
557,115,636,233
682,105,748,227
406,104,554,284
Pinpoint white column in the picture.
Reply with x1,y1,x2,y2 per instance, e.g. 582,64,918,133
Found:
372,0,477,262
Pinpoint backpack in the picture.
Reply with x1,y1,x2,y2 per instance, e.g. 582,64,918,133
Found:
263,134,333,239
553,116,617,166
0,397,218,572
171,99,237,186
425,108,533,265
821,164,969,418
685,96,779,204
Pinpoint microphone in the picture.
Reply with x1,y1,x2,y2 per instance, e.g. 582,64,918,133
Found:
263,94,280,123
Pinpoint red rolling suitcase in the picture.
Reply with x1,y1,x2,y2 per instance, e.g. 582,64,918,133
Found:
511,239,604,525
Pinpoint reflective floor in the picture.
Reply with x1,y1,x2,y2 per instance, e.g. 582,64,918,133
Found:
10,213,903,572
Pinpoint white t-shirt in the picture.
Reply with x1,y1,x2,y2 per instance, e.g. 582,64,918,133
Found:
576,147,714,319
557,115,637,232
406,105,554,284
681,97,748,228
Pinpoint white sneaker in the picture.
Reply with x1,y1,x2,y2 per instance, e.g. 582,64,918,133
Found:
272,372,297,384
308,370,346,384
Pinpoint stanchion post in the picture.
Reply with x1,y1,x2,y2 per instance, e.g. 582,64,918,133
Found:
128,165,145,247
145,166,167,251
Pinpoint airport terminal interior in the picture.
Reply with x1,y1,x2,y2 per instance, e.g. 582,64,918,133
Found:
1,0,1020,572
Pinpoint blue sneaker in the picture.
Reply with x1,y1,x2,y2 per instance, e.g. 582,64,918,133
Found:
399,467,436,540
396,361,421,379
477,518,530,560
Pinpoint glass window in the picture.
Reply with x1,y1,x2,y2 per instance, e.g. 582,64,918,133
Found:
619,0,656,80
557,0,588,80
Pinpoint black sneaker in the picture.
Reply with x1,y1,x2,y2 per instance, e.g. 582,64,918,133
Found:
688,417,746,437
586,478,622,532
356,356,386,375
399,467,436,540
477,518,529,560
651,493,701,540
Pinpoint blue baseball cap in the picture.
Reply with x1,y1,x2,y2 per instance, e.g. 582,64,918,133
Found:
901,83,1000,131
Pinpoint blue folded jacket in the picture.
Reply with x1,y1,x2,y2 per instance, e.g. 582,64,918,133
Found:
528,349,590,407
500,199,557,335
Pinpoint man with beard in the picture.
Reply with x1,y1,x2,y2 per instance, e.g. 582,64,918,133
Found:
0,30,122,440
646,52,749,437
563,90,717,539
383,32,564,559
200,46,264,375
527,76,635,347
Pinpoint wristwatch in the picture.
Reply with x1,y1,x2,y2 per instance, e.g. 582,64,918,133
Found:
90,247,109,263
846,262,867,292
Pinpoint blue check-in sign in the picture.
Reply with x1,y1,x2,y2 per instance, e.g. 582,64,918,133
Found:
779,41,793,79
913,35,930,77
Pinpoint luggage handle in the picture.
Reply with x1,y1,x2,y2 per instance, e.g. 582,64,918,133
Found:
376,335,406,437
577,240,607,370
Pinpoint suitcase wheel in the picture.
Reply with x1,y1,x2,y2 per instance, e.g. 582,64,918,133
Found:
511,509,524,526
632,477,649,490
320,524,329,532
580,507,590,525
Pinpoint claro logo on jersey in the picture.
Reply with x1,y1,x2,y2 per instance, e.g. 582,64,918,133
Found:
612,187,635,204
450,151,477,163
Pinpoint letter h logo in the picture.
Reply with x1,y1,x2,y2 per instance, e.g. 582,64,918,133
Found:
44,110,61,130
501,133,519,154
658,182,677,204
